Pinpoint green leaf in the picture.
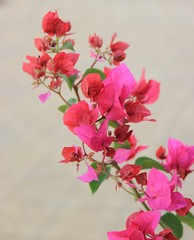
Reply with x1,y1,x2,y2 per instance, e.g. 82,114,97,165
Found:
135,157,166,171
89,163,111,194
58,98,77,113
59,74,77,90
61,41,75,51
114,141,131,150
161,212,183,239
108,120,120,129
58,105,69,113
67,98,77,105
83,68,106,80
177,212,194,230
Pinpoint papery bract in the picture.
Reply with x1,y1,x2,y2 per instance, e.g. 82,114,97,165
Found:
81,73,104,100
125,101,152,123
77,165,98,183
53,52,79,76
61,146,83,163
96,63,135,120
144,168,187,211
166,138,194,179
63,100,99,133
39,91,51,103
42,11,71,37
119,164,142,182
126,210,161,236
132,69,160,104
74,120,114,152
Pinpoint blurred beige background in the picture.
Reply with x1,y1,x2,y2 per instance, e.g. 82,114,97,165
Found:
0,0,194,239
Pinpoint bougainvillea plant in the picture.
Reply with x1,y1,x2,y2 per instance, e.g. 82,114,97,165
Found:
23,11,194,239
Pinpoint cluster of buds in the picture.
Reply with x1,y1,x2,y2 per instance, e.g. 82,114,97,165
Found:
23,11,194,240
89,32,129,65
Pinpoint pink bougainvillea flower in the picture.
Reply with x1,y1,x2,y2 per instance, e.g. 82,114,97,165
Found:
77,165,98,183
60,145,83,163
63,100,98,133
142,168,187,211
96,63,136,121
127,210,161,236
166,138,194,179
107,210,161,240
132,68,160,104
38,91,51,103
89,33,103,48
42,11,71,37
53,52,79,76
107,229,144,240
74,120,114,152
81,73,104,100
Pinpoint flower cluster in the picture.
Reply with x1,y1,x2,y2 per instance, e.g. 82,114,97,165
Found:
23,11,194,240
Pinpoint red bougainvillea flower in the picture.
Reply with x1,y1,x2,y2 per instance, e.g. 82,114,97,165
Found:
53,52,79,76
132,68,160,104
114,125,132,142
23,54,51,80
77,165,98,183
63,100,99,133
81,73,104,100
124,100,153,123
42,11,71,37
34,36,52,52
96,63,136,120
110,32,129,65
74,120,114,152
141,168,187,211
60,145,83,163
165,138,194,179
119,164,142,182
89,33,103,48
107,210,161,240
176,197,194,216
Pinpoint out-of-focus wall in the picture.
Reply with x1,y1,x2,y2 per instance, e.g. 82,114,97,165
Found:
0,0,194,239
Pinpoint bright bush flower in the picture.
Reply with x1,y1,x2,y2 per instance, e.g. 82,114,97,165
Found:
42,11,71,37
142,168,187,211
132,68,160,104
63,100,99,133
96,63,135,120
166,138,194,179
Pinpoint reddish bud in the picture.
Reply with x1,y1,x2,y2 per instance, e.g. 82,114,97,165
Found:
156,146,166,160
